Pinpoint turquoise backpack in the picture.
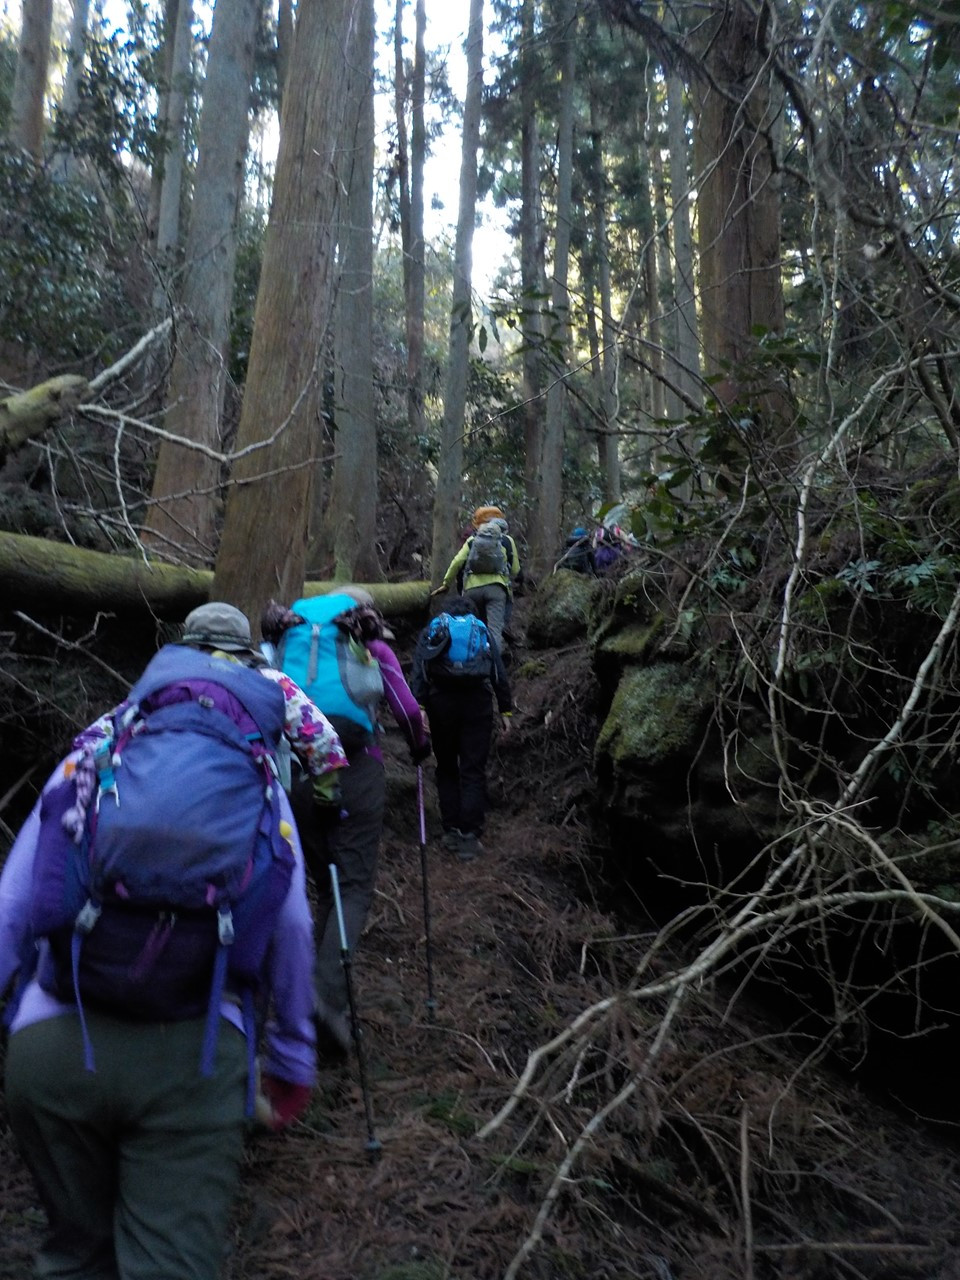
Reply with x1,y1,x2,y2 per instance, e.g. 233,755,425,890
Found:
278,594,384,735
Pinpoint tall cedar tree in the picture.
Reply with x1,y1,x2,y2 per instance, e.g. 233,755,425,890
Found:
142,0,261,566
8,0,52,158
319,0,379,580
528,0,575,575
430,0,484,585
213,0,353,622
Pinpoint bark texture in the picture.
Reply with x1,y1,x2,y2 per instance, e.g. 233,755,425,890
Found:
691,1,784,415
429,0,484,586
212,0,354,626
142,0,260,566
8,0,53,158
322,0,379,581
529,0,575,576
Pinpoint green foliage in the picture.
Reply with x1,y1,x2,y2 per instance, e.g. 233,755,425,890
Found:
460,356,527,510
0,148,129,363
837,554,959,616
51,23,163,183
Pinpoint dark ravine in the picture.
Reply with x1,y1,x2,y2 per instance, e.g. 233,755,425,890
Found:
528,565,960,1130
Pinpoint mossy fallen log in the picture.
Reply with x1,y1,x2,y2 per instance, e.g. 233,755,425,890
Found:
0,376,88,464
0,531,430,620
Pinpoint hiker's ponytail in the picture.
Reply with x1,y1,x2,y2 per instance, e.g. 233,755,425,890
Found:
261,600,304,647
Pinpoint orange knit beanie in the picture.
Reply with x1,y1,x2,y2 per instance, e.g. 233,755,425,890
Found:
472,504,505,527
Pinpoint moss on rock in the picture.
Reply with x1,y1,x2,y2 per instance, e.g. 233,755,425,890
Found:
597,618,665,664
595,662,709,774
526,569,599,648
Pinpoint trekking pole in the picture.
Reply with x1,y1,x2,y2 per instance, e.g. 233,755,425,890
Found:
328,863,382,1161
417,766,437,1020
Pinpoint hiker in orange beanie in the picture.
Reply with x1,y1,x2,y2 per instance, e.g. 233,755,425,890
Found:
436,505,521,653
472,505,505,527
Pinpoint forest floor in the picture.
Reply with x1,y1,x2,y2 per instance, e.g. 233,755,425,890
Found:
3,598,960,1279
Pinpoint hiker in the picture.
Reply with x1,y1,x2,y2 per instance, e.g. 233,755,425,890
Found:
410,596,513,861
436,504,522,653
262,587,431,1057
593,524,623,575
0,604,322,1280
183,600,349,784
558,526,596,575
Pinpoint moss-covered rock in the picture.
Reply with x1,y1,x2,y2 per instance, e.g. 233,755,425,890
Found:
596,662,709,775
526,569,599,648
598,619,664,661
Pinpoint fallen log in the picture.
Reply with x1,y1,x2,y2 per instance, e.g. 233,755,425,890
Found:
0,321,181,469
0,531,431,621
0,376,88,464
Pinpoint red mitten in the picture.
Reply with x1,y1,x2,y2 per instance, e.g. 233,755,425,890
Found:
259,1074,312,1131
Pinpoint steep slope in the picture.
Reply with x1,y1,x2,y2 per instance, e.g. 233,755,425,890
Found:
2,604,960,1279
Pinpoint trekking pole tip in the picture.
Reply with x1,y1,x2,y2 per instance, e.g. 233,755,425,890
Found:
365,1137,383,1161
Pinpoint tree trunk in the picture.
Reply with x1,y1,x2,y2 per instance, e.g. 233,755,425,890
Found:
666,63,700,415
529,0,575,577
212,0,353,628
429,0,484,587
61,0,90,118
276,0,293,103
8,0,53,158
519,0,545,530
636,89,665,425
394,0,427,446
589,84,620,503
691,0,785,429
1,531,430,620
147,0,179,243
153,0,194,278
322,0,379,581
141,0,261,567
409,0,427,443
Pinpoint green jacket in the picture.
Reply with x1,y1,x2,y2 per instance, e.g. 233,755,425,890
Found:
441,531,521,595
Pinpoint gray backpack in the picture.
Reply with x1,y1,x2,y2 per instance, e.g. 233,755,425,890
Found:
466,521,510,576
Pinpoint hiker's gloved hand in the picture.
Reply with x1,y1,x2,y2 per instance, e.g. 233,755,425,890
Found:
312,770,342,810
410,740,432,765
312,771,344,831
257,1073,311,1132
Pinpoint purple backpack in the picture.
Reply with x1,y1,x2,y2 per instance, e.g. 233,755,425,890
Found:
27,644,293,1105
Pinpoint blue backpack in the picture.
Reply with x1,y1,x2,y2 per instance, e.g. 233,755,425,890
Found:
25,645,294,1109
277,593,384,735
427,612,492,681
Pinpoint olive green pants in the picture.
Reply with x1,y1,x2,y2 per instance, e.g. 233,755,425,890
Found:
6,1010,247,1280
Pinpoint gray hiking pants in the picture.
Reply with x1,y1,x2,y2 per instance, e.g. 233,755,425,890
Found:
464,582,509,653
6,1011,247,1280
291,747,385,1019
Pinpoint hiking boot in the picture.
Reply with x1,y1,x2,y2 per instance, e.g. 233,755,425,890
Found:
441,829,462,853
457,831,484,862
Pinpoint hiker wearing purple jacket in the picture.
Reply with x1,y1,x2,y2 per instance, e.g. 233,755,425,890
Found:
263,587,431,1058
0,607,320,1280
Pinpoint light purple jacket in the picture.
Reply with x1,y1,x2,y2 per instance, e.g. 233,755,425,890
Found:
366,638,430,761
0,756,317,1087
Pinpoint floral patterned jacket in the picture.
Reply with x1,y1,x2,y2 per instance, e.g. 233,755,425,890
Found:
78,651,349,779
